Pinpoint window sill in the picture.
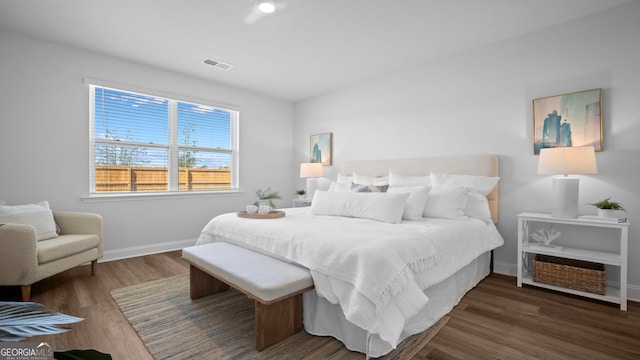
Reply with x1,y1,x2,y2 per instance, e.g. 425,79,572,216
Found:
81,189,243,202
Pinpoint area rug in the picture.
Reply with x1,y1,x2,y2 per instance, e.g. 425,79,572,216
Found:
110,275,448,360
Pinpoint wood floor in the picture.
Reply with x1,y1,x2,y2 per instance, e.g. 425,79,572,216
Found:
1,251,638,359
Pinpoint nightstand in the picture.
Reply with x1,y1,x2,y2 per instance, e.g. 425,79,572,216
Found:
517,212,629,311
293,198,312,207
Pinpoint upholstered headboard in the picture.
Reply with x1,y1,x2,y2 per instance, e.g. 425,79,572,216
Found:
341,155,500,222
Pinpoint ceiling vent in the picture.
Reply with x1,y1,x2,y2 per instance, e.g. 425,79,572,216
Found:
202,58,234,71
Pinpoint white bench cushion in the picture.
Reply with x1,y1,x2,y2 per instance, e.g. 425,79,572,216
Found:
182,242,313,302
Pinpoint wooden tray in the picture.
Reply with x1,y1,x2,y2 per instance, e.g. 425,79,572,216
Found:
237,210,285,219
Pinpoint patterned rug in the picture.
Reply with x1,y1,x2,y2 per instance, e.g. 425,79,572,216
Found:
110,275,448,359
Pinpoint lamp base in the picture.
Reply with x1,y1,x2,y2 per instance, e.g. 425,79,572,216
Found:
551,177,579,218
306,178,318,200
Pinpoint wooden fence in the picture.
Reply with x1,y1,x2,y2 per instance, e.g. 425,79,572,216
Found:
95,165,231,192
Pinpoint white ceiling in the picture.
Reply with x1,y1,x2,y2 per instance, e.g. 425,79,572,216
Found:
0,0,632,102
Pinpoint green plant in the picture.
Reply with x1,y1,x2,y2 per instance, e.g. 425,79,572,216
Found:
254,187,281,208
588,197,627,212
296,189,306,196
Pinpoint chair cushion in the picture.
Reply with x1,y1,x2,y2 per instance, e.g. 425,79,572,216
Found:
37,234,100,264
0,201,58,241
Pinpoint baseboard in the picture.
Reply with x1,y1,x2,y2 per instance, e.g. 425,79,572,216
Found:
494,261,640,303
101,238,197,262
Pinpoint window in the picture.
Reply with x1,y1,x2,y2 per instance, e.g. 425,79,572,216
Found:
89,84,239,195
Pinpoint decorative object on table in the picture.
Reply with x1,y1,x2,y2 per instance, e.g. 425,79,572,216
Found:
537,146,598,218
246,205,258,214
530,227,562,247
254,187,280,208
0,301,83,341
295,189,306,199
237,210,285,219
299,163,324,199
588,197,627,219
532,88,602,155
310,132,332,166
258,205,271,215
532,254,606,295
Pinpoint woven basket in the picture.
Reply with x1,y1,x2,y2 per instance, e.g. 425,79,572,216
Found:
532,254,606,295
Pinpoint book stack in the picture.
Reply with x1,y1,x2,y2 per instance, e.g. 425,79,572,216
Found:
579,215,628,223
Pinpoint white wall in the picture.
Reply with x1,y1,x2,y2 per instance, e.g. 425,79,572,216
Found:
0,31,295,259
294,2,640,298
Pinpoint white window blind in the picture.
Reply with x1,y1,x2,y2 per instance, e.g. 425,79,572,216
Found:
89,84,239,195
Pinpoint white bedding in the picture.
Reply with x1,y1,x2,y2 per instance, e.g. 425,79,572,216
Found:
195,207,504,355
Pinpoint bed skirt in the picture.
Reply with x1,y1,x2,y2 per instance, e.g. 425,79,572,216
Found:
302,251,491,358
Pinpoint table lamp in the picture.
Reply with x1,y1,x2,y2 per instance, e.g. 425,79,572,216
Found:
300,163,324,200
537,146,598,218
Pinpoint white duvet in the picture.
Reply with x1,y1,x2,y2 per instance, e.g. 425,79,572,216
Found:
196,207,504,352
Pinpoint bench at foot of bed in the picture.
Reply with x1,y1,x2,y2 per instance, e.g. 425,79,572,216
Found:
182,242,314,351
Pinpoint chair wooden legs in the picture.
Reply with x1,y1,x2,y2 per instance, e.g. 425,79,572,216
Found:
21,285,31,302
18,261,97,302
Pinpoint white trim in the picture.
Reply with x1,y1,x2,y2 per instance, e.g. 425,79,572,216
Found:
496,261,640,303
100,238,197,262
84,77,240,112
168,100,179,191
82,189,243,202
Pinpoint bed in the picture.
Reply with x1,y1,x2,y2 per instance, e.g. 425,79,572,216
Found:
195,155,504,357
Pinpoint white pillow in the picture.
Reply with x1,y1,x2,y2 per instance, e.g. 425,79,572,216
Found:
423,185,468,220
0,201,58,240
389,172,431,187
353,172,389,186
329,174,355,192
387,186,430,221
310,191,409,224
465,189,492,222
336,174,353,185
329,181,351,192
430,172,499,196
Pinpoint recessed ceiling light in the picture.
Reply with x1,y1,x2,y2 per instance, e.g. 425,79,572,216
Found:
258,1,277,14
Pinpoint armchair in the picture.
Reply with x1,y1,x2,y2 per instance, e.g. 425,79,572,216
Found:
0,210,103,301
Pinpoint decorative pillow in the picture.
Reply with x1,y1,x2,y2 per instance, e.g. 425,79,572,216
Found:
350,183,389,193
310,191,409,224
387,185,430,221
353,172,389,186
464,189,492,222
0,201,58,240
389,172,431,187
329,174,355,192
430,172,499,196
329,181,351,192
336,174,353,185
423,185,468,220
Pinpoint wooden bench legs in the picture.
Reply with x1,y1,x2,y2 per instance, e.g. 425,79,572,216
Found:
189,265,304,351
255,293,303,350
189,265,230,299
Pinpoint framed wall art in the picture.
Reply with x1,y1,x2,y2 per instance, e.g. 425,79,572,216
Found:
532,88,602,155
310,132,332,166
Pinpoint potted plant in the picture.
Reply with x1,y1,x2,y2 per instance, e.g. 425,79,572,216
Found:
295,189,306,199
254,187,281,208
588,197,627,218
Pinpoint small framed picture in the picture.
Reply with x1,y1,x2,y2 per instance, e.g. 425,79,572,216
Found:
310,133,332,166
532,88,602,154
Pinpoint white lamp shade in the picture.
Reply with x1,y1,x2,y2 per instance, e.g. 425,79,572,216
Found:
537,146,598,175
300,163,324,178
